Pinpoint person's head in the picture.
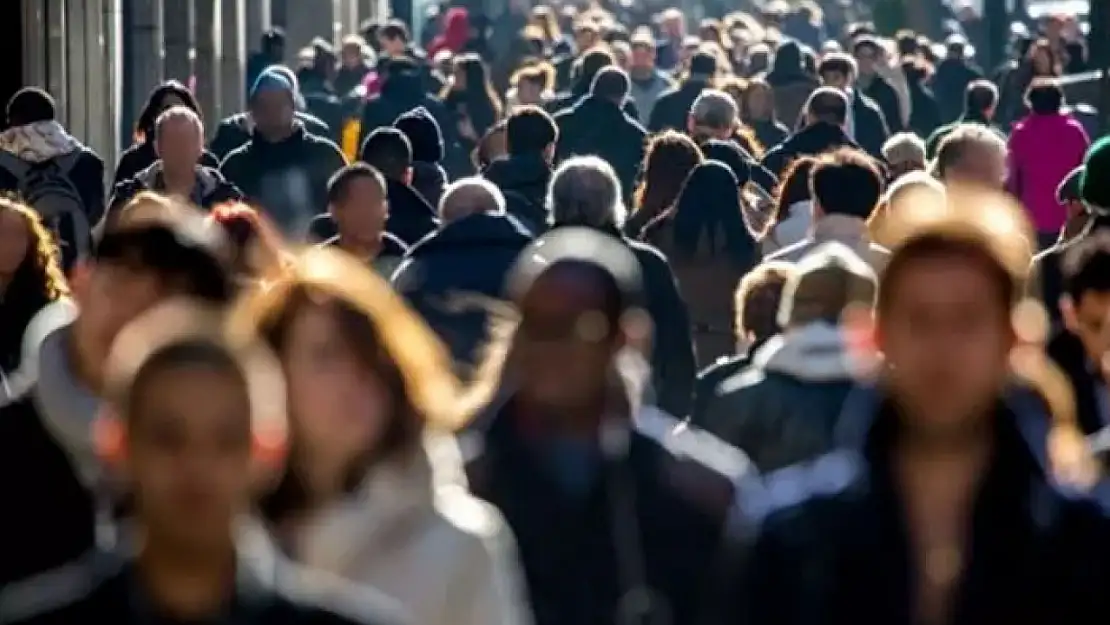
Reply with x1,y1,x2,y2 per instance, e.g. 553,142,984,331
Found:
393,106,445,164
74,196,234,389
261,27,286,60
687,50,718,83
248,66,296,139
803,86,850,128
153,106,204,177
881,132,927,178
1029,37,1059,76
964,79,999,120
876,192,1032,434
359,127,413,184
944,34,968,60
573,48,616,93
450,53,493,95
734,80,772,126
634,130,703,219
548,156,625,231
933,124,1007,189
327,163,388,244
530,5,562,42
817,53,857,90
630,33,657,72
207,203,285,282
1026,77,1065,115
810,148,884,221
590,66,631,105
688,89,738,142
340,35,369,69
573,20,601,51
772,156,818,228
734,261,795,346
0,197,68,315
473,120,508,170
135,81,201,142
233,248,464,519
101,304,284,551
439,176,505,222
777,242,876,329
378,19,410,55
511,63,554,106
6,88,56,128
670,160,757,266
660,8,686,39
1061,232,1110,365
506,105,558,163
851,36,883,77
877,170,946,225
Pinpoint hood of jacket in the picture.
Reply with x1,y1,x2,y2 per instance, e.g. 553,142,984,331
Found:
407,212,532,257
783,121,858,156
483,152,551,194
133,161,229,199
0,121,83,163
752,321,860,383
387,178,438,218
380,71,427,105
410,161,447,205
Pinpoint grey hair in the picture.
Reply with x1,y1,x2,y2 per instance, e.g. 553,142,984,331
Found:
690,89,738,131
547,156,626,229
439,176,505,221
881,132,926,165
154,105,203,140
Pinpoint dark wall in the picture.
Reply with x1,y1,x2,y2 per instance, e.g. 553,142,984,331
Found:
0,1,25,129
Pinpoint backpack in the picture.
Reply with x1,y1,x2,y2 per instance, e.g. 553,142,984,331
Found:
0,151,91,262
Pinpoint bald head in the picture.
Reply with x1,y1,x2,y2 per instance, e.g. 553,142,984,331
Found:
439,177,506,223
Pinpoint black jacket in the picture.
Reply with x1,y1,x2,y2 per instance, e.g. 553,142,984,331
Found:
0,145,105,229
1046,329,1108,436
391,213,532,373
1030,215,1110,327
218,124,347,237
112,140,220,186
761,122,862,178
359,72,455,148
209,111,332,161
384,179,440,246
647,80,710,133
105,163,243,225
849,89,890,160
735,388,1110,625
861,73,903,134
483,152,552,234
555,96,647,201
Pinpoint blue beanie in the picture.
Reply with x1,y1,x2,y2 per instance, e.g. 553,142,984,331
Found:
250,67,294,101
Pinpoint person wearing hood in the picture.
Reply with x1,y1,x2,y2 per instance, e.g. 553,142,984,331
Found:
320,163,409,277
815,53,889,160
394,106,449,207
0,88,105,250
764,40,820,130
360,57,455,147
647,51,719,133
113,81,221,186
360,127,440,246
546,48,639,119
701,243,875,471
761,87,862,177
392,178,532,375
0,201,234,587
766,146,889,272
626,33,673,125
555,67,646,201
219,68,347,239
106,107,243,227
427,7,473,58
483,106,556,234
210,64,332,160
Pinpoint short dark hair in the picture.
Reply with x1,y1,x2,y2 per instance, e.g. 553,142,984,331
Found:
1062,232,1110,302
7,88,56,127
964,79,999,115
810,148,883,219
895,30,919,56
261,27,285,54
359,127,412,181
805,87,849,126
380,19,410,42
851,36,883,57
119,339,248,426
818,52,856,79
689,51,718,77
327,162,386,206
1026,79,1064,115
574,48,615,86
506,106,558,156
590,66,630,102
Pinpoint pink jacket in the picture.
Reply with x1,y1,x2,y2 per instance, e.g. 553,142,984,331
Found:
1007,112,1089,233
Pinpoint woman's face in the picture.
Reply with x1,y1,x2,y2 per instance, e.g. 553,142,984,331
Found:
1032,47,1053,74
281,302,393,470
0,210,30,276
746,87,772,119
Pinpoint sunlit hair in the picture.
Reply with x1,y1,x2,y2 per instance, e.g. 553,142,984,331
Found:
441,53,504,121
547,156,626,229
734,261,795,342
510,61,556,93
633,130,703,219
207,202,287,280
529,5,562,42
472,119,508,171
876,187,1097,487
766,155,818,237
931,123,1006,181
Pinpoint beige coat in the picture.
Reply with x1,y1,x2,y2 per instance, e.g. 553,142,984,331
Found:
291,435,531,625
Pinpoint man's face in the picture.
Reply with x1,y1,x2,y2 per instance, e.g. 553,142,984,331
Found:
878,254,1013,435
330,176,387,242
75,261,168,372
250,90,294,138
155,117,203,174
127,363,253,549
631,44,655,71
575,29,598,51
854,47,878,76
1064,291,1110,366
663,16,684,39
341,45,362,68
821,70,851,90
378,34,405,55
517,80,543,105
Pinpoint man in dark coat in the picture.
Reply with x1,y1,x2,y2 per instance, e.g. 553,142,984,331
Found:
392,178,532,374
648,51,718,133
359,57,454,147
817,53,889,160
546,48,640,120
926,79,1002,159
219,68,347,239
361,127,440,246
394,106,449,207
931,35,984,124
761,87,861,177
853,37,904,134
555,67,647,202
483,105,557,234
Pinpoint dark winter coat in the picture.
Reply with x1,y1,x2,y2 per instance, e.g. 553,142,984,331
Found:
861,73,904,134
208,111,332,160
647,79,712,133
105,163,243,227
483,152,552,234
359,71,455,148
112,140,220,186
384,178,440,246
761,122,861,180
849,89,890,160
555,96,647,201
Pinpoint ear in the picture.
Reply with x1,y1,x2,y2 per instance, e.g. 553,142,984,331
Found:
403,166,414,186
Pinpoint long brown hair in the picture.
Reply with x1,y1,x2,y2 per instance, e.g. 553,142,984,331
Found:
632,131,703,219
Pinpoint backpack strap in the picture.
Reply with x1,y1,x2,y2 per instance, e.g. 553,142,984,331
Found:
49,150,84,175
0,150,31,180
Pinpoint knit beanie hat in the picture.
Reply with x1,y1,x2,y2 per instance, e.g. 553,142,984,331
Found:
250,66,295,102
1081,136,1110,214
394,107,445,163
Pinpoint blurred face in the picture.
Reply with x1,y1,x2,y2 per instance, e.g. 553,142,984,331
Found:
1032,48,1053,74
948,143,1006,189
155,117,203,174
127,363,252,548
612,46,630,70
878,254,1013,433
282,302,393,475
1064,291,1110,366
75,261,167,373
341,45,362,68
663,16,684,39
452,66,468,90
821,70,850,90
330,176,387,242
631,44,655,70
378,34,405,55
575,29,599,51
482,130,508,165
0,210,29,276
516,270,619,411
854,46,878,76
250,89,295,138
158,93,185,112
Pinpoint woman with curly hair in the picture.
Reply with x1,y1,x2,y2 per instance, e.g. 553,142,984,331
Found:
0,197,69,376
623,130,703,238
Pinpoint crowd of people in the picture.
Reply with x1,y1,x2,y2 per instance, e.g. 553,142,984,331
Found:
1,0,1110,624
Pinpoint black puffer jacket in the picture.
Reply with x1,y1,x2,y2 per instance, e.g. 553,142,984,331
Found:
555,96,646,201
483,152,552,234
208,111,331,160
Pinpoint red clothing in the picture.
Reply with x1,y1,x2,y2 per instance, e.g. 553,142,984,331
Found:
1007,112,1090,233
427,8,471,57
